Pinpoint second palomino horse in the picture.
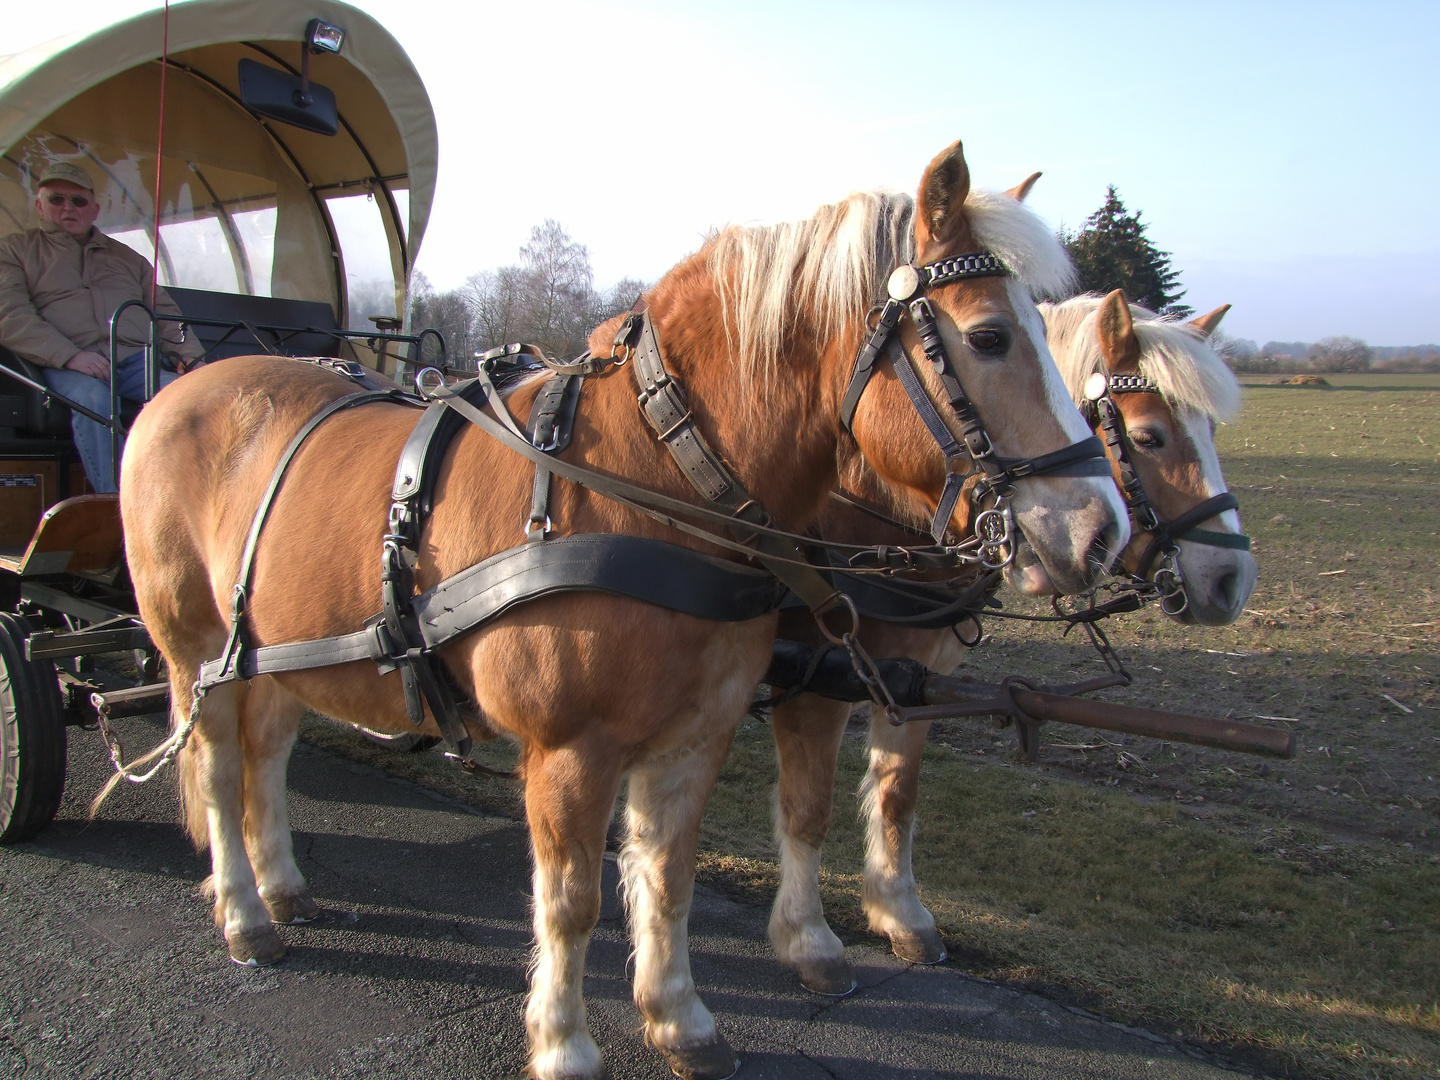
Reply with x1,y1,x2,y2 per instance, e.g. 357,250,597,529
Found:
766,284,1255,995
115,141,1126,1080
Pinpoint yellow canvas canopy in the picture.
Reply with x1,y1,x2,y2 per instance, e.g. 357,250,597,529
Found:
0,0,437,330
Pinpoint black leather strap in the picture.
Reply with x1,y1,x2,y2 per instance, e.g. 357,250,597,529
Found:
526,373,585,540
199,534,786,687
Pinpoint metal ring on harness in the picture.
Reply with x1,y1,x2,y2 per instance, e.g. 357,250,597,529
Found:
415,366,447,398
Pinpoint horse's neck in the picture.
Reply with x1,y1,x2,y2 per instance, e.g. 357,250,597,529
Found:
430,261,855,568
639,262,849,533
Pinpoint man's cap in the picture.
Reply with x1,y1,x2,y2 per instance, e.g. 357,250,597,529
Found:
37,161,94,192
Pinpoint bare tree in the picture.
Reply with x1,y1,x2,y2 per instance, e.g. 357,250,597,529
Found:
464,266,526,352
1311,336,1373,373
516,219,595,359
410,223,652,365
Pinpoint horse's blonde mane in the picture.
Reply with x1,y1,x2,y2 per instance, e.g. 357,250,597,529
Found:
1040,296,1242,421
708,187,1074,382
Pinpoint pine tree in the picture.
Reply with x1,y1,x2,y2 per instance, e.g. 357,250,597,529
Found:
1061,187,1191,317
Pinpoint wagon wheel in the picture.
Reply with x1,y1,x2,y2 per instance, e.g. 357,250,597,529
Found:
0,612,68,844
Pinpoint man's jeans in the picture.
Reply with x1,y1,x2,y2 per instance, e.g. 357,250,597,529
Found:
42,351,177,494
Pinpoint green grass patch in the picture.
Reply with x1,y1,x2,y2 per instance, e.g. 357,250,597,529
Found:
697,721,1440,1080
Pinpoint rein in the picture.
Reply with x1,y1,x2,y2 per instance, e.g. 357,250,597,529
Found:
1080,370,1251,615
839,255,1110,565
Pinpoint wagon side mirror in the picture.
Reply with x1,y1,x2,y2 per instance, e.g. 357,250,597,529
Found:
238,59,339,137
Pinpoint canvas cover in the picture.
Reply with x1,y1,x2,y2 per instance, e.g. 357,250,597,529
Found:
0,0,437,327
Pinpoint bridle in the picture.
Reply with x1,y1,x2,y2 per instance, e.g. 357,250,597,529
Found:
1080,370,1252,616
840,253,1112,569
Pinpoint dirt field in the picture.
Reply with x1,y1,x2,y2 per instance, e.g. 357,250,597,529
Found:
299,373,1438,1080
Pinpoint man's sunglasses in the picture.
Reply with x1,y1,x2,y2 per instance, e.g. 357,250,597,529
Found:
44,193,91,208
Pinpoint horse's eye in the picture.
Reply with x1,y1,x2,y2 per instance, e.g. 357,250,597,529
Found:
1130,429,1165,450
967,328,1009,357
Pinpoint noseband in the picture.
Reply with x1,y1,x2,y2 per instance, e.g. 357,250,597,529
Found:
1081,371,1252,614
840,254,1110,568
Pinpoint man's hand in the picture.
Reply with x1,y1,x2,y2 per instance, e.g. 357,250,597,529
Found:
63,350,110,381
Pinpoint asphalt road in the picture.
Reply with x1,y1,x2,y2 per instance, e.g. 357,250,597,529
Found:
0,718,1261,1080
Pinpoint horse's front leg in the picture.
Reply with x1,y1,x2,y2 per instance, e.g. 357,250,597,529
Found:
176,675,285,965
238,676,318,926
767,693,855,995
622,726,740,1080
860,714,946,963
525,741,623,1080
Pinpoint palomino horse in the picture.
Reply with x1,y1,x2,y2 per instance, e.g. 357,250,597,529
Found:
766,286,1256,995
116,141,1126,1080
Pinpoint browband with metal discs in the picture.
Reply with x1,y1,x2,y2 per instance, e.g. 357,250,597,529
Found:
841,255,1111,564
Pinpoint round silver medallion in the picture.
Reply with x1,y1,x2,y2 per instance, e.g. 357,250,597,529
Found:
1083,371,1108,401
887,265,921,301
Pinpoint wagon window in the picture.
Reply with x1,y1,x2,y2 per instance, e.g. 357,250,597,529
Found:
326,192,396,330
160,216,241,294
231,205,277,297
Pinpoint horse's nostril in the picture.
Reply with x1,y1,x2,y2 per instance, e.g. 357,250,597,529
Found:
1214,570,1239,609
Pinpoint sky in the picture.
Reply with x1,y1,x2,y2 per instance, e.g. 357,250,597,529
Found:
8,1,1439,346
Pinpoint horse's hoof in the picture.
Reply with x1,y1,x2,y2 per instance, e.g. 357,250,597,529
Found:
265,890,321,925
655,1036,739,1080
228,924,285,966
794,953,857,997
891,929,947,965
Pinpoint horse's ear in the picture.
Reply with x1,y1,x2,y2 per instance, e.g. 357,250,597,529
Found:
915,141,972,249
1006,171,1042,202
1189,303,1231,339
1097,289,1141,371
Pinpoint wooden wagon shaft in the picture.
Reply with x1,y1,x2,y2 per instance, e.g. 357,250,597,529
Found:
911,673,1296,759
762,640,1296,760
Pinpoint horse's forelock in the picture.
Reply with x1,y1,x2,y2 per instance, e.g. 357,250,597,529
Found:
1041,296,1243,422
961,189,1076,301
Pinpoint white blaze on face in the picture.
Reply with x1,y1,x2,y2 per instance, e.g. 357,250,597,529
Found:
1178,406,1242,533
1008,280,1091,445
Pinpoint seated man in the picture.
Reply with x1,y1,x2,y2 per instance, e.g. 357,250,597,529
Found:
0,161,202,493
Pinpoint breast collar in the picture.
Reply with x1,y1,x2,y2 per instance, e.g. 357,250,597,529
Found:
839,254,1110,568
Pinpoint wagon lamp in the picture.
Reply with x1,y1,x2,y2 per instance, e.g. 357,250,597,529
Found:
295,19,345,110
305,19,346,54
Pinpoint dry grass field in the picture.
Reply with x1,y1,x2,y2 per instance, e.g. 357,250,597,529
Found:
302,372,1439,1080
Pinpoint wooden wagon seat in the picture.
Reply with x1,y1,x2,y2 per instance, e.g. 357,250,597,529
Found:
0,494,121,577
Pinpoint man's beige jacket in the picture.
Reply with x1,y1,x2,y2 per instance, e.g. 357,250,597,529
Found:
0,222,201,370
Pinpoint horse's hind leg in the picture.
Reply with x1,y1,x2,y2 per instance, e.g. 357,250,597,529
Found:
860,715,946,964
768,694,855,995
622,729,740,1080
239,676,318,926
175,672,286,966
524,742,623,1080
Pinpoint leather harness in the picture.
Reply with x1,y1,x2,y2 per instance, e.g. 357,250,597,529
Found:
1079,370,1251,614
839,258,1111,563
189,251,1120,754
